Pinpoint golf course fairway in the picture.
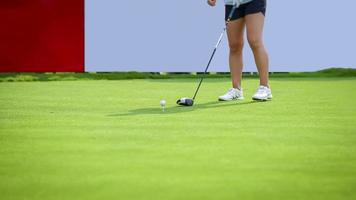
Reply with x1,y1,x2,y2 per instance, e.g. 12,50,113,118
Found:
1,78,356,200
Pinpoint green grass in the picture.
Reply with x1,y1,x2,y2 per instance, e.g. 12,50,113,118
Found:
1,78,356,200
1,68,356,82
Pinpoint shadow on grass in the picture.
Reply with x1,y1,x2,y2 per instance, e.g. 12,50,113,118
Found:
109,100,267,117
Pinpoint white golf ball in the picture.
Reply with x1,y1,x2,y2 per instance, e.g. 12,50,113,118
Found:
160,100,166,107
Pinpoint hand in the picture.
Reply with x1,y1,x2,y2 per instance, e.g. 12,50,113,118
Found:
207,0,216,7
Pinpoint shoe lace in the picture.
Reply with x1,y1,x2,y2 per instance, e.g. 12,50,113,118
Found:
256,86,267,94
227,88,237,96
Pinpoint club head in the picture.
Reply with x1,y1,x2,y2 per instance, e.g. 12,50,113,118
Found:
176,98,194,106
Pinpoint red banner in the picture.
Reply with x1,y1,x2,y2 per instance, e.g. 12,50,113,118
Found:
0,0,84,72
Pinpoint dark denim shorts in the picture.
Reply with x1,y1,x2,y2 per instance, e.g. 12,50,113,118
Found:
225,0,267,21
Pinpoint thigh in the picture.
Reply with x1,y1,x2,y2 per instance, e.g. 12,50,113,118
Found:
245,13,265,42
227,18,246,47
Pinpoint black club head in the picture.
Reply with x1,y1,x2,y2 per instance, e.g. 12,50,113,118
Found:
176,98,194,106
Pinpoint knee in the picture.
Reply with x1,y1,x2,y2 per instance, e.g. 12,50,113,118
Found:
247,36,264,50
229,40,244,54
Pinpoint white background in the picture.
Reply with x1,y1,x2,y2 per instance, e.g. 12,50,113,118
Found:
85,0,356,72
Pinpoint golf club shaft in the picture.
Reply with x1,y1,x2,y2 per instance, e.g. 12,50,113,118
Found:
192,5,237,100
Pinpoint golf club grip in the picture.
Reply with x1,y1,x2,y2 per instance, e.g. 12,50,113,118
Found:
226,5,237,24
215,4,237,49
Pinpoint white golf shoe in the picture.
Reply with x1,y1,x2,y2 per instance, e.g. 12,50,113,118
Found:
218,88,244,101
252,86,273,101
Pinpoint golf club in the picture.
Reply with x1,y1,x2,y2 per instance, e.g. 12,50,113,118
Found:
177,4,238,106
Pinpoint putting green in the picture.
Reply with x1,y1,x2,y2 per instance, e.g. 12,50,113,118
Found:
1,78,356,200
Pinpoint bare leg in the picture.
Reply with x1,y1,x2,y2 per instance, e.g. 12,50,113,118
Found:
245,13,269,87
226,18,245,90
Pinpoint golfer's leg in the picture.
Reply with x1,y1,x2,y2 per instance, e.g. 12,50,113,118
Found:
245,13,269,87
227,18,245,90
